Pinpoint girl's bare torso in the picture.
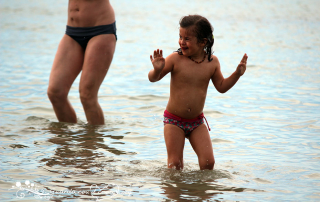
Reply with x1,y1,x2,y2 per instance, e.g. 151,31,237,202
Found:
166,54,217,119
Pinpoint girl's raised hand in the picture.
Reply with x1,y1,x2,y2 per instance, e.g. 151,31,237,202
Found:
236,53,248,76
150,49,165,72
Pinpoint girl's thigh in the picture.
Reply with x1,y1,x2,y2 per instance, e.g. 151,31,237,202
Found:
164,124,186,159
188,124,214,161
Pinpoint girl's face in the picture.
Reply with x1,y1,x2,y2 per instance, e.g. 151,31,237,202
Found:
178,27,205,57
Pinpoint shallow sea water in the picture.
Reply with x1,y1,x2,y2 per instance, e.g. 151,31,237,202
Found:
1,0,320,201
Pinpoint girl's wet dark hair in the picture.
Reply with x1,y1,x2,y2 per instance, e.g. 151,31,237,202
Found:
177,15,214,61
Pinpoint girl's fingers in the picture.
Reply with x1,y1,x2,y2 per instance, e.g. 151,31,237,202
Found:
240,54,246,63
240,53,248,65
153,49,163,59
150,55,153,62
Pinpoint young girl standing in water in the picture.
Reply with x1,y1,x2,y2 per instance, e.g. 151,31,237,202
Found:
148,15,248,170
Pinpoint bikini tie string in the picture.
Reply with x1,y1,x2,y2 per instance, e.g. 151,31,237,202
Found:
202,115,211,131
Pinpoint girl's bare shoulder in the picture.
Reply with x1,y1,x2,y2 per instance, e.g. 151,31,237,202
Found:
166,51,185,63
210,54,219,62
209,54,221,68
167,51,183,59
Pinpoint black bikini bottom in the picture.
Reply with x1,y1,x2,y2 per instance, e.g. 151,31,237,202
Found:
65,22,117,50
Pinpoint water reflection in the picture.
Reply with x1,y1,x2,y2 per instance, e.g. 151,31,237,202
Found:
161,179,261,201
40,122,134,172
161,181,219,201
159,169,255,201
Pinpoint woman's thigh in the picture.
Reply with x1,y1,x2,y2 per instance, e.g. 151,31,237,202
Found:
79,34,116,96
48,35,84,94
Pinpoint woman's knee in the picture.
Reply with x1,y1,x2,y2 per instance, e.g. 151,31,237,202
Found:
79,88,97,106
47,86,68,103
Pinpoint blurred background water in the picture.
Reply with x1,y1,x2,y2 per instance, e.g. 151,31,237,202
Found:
0,0,320,201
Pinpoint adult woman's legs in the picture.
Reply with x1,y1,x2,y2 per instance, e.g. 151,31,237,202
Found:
79,34,116,125
47,35,84,123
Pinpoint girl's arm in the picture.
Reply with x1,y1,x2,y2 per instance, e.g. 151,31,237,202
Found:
148,49,174,82
211,54,248,93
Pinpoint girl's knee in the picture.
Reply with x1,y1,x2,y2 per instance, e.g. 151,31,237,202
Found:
199,157,215,170
168,158,183,170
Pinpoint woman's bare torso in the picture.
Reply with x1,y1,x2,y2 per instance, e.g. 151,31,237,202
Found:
67,0,115,27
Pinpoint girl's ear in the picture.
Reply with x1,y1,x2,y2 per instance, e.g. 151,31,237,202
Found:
202,38,208,46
